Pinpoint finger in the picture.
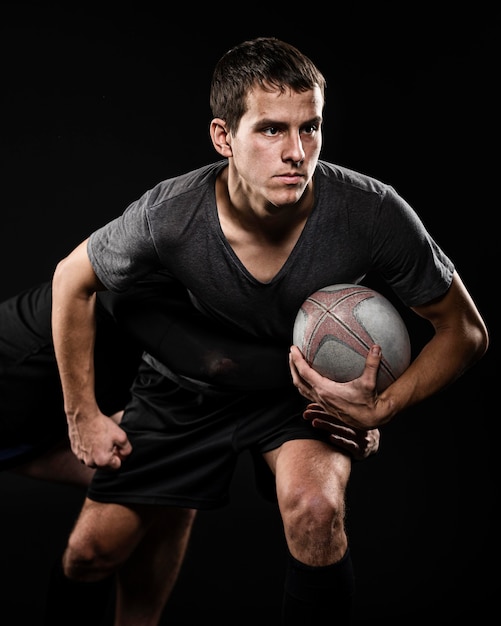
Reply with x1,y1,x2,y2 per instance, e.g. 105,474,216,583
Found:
303,404,326,420
359,344,382,387
306,402,324,411
107,454,122,470
115,440,133,458
290,346,325,387
288,348,304,386
310,417,331,431
112,426,133,456
311,417,353,436
305,404,346,427
327,435,358,458
107,444,132,469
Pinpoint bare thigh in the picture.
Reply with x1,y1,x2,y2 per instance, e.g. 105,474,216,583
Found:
13,440,94,488
264,438,352,492
264,439,352,564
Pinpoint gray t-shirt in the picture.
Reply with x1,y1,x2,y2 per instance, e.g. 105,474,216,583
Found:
88,159,454,347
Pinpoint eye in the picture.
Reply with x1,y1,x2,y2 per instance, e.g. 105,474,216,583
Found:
263,127,280,136
301,124,318,135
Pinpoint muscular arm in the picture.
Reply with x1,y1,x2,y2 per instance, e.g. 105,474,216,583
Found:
52,239,132,468
289,271,489,430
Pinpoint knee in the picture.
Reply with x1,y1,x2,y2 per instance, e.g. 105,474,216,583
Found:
279,482,347,558
283,485,345,534
62,531,116,583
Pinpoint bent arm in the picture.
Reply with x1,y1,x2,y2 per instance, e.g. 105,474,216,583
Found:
290,271,489,429
52,239,132,468
52,239,102,417
388,270,489,412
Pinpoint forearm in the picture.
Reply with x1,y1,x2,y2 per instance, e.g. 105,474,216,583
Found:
51,240,102,420
52,289,98,416
382,272,490,419
378,322,486,422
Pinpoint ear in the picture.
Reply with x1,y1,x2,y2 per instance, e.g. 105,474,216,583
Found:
210,118,233,157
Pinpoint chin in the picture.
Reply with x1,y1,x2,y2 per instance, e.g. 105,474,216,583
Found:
281,189,306,206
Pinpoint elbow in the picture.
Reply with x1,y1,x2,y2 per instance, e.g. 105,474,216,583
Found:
52,256,67,287
52,256,69,283
476,322,490,360
52,255,77,294
467,318,489,367
52,243,100,300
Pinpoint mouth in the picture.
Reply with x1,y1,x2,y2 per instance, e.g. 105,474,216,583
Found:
276,173,304,184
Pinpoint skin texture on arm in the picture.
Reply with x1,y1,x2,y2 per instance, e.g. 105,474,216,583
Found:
289,271,489,430
52,238,132,469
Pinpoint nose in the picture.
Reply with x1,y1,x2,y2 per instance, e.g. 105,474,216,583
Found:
283,132,305,166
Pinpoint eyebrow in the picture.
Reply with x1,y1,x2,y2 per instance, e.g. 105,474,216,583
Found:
254,116,323,129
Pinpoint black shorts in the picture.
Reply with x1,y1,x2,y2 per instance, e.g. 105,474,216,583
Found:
2,277,323,500
0,282,142,470
88,358,329,509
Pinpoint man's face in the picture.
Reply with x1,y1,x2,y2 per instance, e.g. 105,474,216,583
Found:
228,84,323,211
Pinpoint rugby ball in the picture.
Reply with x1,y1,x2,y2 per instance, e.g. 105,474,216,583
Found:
293,284,411,391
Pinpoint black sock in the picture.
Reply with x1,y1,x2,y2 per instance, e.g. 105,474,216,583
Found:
43,556,115,626
281,548,355,625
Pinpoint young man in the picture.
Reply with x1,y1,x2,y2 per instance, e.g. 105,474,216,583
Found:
50,37,488,624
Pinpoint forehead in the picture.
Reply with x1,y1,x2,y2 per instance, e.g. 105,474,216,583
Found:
244,84,324,122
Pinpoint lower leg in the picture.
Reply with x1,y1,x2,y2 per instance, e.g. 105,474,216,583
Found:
10,443,114,624
44,556,114,626
281,548,355,625
114,507,197,626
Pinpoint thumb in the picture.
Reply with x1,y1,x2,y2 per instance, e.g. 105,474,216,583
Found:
115,435,133,458
111,423,133,458
361,344,382,386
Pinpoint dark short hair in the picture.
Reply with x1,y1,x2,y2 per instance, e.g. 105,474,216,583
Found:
210,37,326,133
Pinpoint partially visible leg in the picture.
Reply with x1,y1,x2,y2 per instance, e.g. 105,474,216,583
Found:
4,442,115,625
11,439,196,626
13,439,95,487
114,507,196,626
63,498,196,626
8,443,114,625
265,439,354,625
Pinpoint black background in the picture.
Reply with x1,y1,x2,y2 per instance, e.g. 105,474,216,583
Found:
1,2,499,624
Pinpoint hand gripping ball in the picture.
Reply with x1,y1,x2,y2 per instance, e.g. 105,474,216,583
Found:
293,284,411,391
